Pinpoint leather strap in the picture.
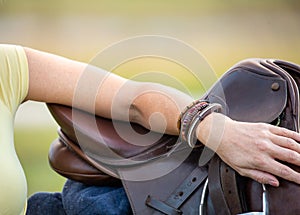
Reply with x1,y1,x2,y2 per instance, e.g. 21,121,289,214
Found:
165,166,208,208
146,166,208,214
208,156,231,215
220,162,243,214
146,196,182,215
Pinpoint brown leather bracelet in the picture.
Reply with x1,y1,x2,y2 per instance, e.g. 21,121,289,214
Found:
177,100,209,132
187,103,222,148
177,100,209,146
177,100,209,131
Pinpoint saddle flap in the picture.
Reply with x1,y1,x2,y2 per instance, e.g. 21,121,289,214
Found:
48,136,121,186
204,59,288,123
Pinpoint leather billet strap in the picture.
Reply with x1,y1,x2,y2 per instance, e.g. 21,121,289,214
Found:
220,162,243,214
208,156,231,215
146,165,208,214
208,156,243,215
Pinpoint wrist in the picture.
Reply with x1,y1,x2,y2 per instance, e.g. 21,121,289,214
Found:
196,112,231,149
196,112,216,144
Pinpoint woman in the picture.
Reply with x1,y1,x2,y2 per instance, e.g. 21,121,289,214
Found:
1,44,300,215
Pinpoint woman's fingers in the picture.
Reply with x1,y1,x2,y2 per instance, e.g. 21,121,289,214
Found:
259,158,300,185
270,142,300,166
236,157,300,186
240,168,279,187
238,147,300,186
270,125,300,144
215,120,300,186
270,134,300,154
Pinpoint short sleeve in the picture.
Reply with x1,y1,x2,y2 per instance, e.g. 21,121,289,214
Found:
0,44,29,114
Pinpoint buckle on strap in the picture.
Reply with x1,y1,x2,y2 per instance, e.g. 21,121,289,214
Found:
146,166,208,214
146,195,182,215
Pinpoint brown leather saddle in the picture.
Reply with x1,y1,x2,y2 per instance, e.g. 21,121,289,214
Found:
48,58,300,214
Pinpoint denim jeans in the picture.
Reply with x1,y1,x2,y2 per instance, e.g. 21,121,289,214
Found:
26,180,132,215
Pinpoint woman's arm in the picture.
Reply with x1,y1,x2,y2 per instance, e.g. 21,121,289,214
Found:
23,47,300,187
24,47,192,134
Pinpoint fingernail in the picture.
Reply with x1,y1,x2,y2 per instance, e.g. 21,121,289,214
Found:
269,180,279,187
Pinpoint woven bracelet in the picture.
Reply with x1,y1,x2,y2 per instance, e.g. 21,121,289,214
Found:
177,100,209,132
186,103,222,148
178,100,209,144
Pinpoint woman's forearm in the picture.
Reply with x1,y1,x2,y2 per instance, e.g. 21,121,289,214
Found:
24,47,193,135
130,82,193,134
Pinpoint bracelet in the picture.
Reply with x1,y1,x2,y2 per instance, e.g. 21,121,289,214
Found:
178,100,209,147
179,102,209,139
177,100,209,133
186,103,222,148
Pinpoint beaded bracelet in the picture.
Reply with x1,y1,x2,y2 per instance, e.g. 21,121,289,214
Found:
186,103,222,148
177,100,209,145
177,100,209,133
178,101,222,148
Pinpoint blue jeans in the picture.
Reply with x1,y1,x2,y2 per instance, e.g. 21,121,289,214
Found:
26,180,132,215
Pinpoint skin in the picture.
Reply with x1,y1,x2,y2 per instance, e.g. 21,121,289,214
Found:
24,47,300,187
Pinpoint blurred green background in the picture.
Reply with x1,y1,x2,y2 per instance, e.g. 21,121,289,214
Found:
0,0,299,196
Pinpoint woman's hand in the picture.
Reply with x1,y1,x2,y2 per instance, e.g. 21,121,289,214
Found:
197,112,300,187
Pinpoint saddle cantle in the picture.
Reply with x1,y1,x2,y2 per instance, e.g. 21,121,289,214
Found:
48,58,300,214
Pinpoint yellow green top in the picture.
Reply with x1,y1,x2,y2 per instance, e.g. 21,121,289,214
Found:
0,44,29,215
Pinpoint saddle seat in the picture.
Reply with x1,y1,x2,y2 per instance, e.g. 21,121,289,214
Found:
48,104,178,186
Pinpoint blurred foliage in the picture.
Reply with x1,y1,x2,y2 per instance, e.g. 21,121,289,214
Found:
1,0,299,74
1,0,300,16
